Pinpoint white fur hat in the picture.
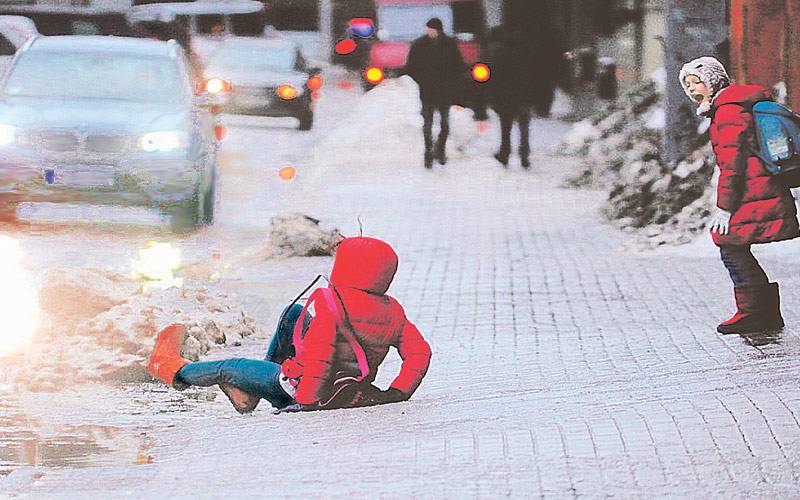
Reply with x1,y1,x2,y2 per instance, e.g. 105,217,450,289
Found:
679,56,730,101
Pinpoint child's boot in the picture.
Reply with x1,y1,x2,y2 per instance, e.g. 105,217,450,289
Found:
218,384,261,414
147,324,190,389
717,283,784,334
760,282,785,330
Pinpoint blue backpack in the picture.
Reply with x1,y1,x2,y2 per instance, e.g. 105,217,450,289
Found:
746,100,800,188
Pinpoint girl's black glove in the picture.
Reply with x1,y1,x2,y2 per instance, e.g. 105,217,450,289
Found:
377,388,406,404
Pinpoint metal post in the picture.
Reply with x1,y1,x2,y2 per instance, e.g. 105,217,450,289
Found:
319,0,333,63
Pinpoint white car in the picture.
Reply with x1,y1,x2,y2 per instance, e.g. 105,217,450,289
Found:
0,16,37,75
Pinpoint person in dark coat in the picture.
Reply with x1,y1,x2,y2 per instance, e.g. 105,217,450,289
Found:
680,56,799,335
405,17,466,168
488,26,537,168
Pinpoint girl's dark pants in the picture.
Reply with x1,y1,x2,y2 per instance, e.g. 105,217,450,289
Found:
719,245,769,287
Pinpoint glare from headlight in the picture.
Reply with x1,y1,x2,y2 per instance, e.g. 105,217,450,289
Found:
139,131,182,152
0,235,39,357
130,241,183,291
206,78,226,94
0,124,15,146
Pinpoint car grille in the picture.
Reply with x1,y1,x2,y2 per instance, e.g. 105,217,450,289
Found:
236,85,272,97
85,134,130,153
31,130,131,154
38,131,79,152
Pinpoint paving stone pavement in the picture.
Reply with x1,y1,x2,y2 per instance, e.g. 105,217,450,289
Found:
3,114,800,498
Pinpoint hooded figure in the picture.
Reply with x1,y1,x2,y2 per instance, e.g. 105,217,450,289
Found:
147,237,432,414
679,56,799,335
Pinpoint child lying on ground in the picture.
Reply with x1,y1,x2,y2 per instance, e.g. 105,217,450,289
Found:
147,236,432,413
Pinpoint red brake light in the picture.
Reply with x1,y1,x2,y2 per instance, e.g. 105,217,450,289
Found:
335,39,357,55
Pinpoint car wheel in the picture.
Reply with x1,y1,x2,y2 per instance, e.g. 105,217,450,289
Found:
298,112,314,131
201,172,216,225
169,190,202,233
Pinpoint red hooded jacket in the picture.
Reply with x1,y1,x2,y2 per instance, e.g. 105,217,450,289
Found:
710,85,800,246
281,237,432,405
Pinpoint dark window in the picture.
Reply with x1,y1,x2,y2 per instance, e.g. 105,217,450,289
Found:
230,13,266,36
196,15,224,35
0,34,16,56
452,2,482,35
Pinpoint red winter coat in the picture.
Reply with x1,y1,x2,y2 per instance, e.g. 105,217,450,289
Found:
710,85,800,246
282,237,432,405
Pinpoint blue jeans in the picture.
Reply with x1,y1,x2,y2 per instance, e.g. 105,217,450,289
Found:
719,245,769,287
175,303,307,408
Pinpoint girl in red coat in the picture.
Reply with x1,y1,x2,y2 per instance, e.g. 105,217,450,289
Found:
147,237,432,413
680,57,799,334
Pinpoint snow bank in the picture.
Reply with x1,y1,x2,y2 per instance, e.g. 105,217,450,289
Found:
3,270,257,392
267,213,344,258
314,75,482,170
559,68,719,249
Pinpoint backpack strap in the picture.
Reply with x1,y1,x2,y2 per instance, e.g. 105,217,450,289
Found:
290,275,324,359
290,276,369,383
319,286,370,383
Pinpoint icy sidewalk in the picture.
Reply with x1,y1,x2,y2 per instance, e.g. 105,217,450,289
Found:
4,81,800,497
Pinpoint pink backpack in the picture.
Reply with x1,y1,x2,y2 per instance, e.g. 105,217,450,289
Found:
288,275,377,409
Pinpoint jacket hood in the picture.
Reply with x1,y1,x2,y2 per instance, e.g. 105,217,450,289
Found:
713,84,772,107
330,237,398,295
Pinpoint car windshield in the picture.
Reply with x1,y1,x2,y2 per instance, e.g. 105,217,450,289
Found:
2,51,186,103
209,44,296,72
377,5,453,41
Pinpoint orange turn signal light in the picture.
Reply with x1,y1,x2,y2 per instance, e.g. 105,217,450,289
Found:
276,84,298,100
472,63,490,82
364,66,384,85
307,75,323,91
278,166,297,180
215,124,226,141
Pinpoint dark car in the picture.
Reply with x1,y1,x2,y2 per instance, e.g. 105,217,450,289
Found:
0,35,219,231
203,37,320,130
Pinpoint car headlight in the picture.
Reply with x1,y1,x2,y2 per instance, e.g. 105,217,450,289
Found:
0,124,16,146
139,131,185,153
276,84,303,100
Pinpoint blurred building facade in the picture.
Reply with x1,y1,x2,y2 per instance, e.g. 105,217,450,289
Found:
729,0,800,110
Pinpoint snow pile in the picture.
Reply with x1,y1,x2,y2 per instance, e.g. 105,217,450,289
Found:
4,269,257,391
559,69,717,248
314,75,481,169
268,213,344,257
